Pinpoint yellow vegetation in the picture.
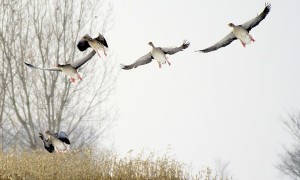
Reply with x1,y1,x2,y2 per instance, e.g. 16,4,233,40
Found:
0,149,225,180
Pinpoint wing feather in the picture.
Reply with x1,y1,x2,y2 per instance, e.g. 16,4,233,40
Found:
24,62,62,71
95,33,108,48
39,133,55,153
77,39,91,51
70,50,96,69
55,131,70,144
161,40,190,55
196,32,236,53
121,52,153,70
242,3,271,32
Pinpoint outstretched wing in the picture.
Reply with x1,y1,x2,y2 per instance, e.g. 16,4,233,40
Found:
195,32,236,53
161,40,190,55
70,50,96,69
77,39,91,51
55,131,70,144
121,52,153,70
242,3,271,32
24,62,62,71
39,133,55,153
95,33,108,48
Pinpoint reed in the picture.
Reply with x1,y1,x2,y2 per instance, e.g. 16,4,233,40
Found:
0,149,227,180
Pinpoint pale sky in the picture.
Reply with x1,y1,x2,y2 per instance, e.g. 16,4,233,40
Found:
105,0,300,179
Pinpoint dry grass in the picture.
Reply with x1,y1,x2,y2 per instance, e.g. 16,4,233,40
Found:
0,149,225,180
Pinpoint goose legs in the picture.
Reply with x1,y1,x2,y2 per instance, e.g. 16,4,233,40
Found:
166,59,171,66
69,74,82,83
103,49,107,57
70,78,76,83
77,73,83,80
250,35,255,42
240,40,246,47
97,51,102,58
96,49,107,58
157,62,162,68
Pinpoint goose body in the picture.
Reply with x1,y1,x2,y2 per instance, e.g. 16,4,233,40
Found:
39,131,70,153
232,25,252,45
196,3,271,53
56,64,81,82
78,33,108,58
121,40,190,70
150,43,169,66
48,136,67,152
24,50,96,83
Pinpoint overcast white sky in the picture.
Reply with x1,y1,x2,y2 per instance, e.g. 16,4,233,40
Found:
104,0,300,179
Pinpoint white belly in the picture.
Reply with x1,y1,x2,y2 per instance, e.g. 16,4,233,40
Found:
89,41,104,51
61,66,78,79
233,26,251,44
151,49,167,64
52,139,68,152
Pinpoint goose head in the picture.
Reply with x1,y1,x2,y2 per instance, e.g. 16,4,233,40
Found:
228,23,236,28
148,42,154,47
82,34,93,41
45,130,52,139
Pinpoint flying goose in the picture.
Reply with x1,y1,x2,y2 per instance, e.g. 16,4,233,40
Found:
196,3,271,53
24,50,96,83
121,40,190,70
39,131,70,153
77,33,108,58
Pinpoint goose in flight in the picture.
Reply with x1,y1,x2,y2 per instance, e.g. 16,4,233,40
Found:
121,40,190,70
77,33,108,58
196,3,271,53
24,50,96,83
39,131,70,153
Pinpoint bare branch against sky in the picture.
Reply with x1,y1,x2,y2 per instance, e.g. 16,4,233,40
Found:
0,0,117,151
278,112,300,179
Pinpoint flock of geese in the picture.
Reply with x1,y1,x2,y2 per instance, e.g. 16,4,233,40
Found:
27,3,271,153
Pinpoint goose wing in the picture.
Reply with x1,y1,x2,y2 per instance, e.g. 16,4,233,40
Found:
70,50,96,69
39,133,55,153
95,33,108,48
160,40,190,55
55,131,70,144
24,62,62,71
242,3,271,32
195,32,236,53
121,52,153,70
77,39,91,51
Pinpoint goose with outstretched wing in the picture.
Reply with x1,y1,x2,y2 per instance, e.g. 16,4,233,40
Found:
77,33,108,58
121,40,190,70
39,131,70,153
24,50,96,83
196,3,271,53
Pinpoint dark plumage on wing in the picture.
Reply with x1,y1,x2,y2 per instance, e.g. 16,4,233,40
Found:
121,40,190,70
196,3,271,53
39,133,55,153
77,39,90,51
39,130,71,153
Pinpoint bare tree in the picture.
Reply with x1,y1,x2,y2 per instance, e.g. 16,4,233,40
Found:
0,13,10,150
0,0,117,151
278,112,300,179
